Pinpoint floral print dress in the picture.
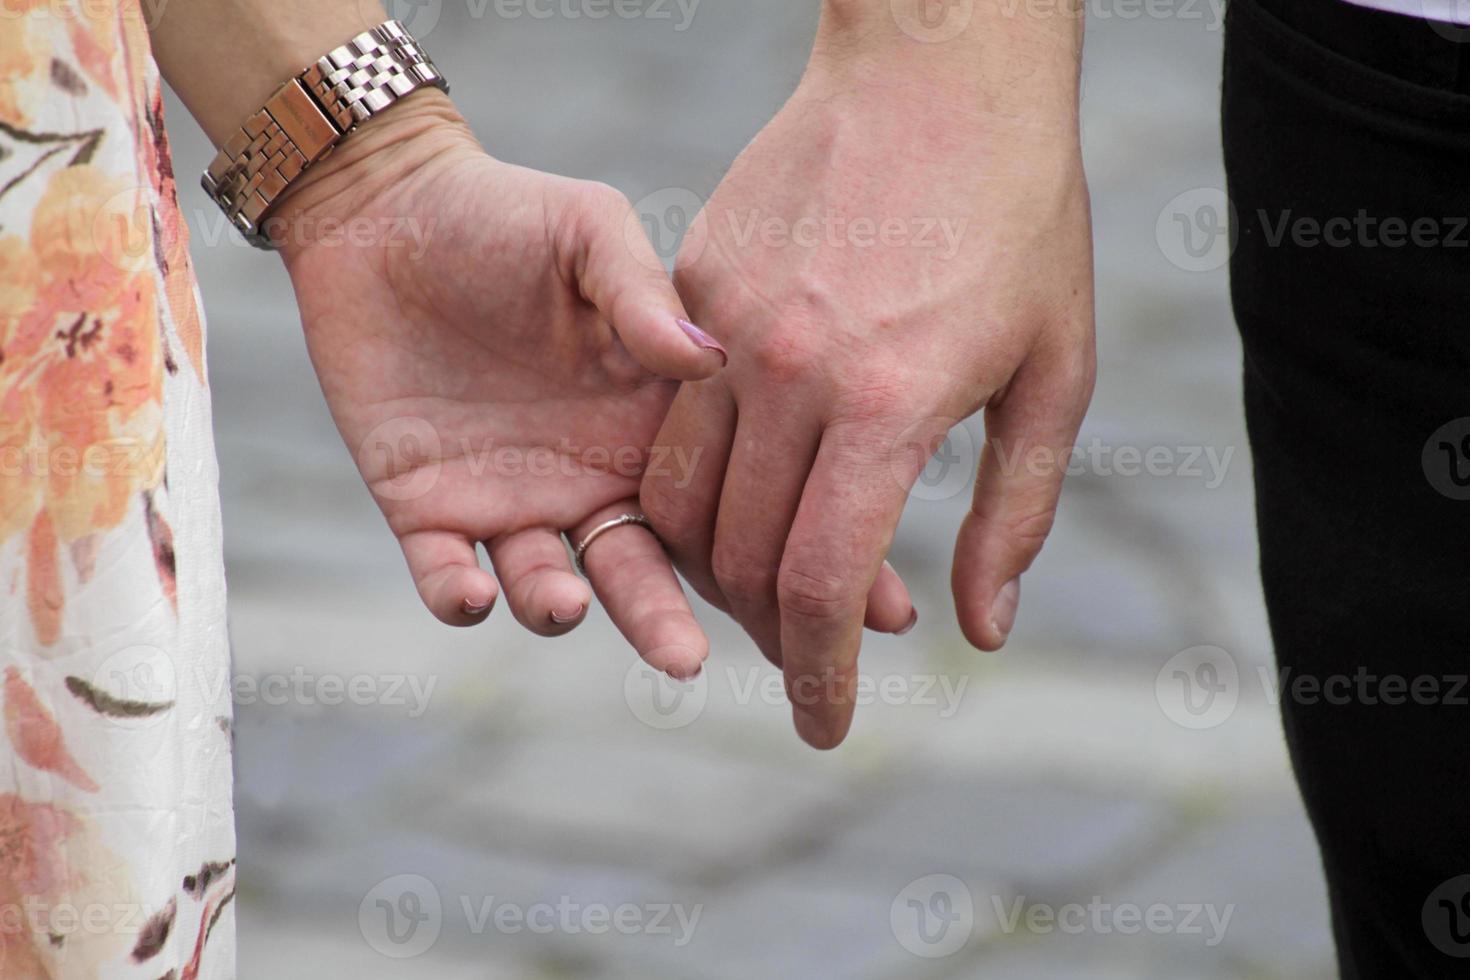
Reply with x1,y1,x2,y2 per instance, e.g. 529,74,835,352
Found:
0,0,236,976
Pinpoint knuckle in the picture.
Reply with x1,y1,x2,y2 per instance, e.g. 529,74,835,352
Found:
712,551,776,607
749,333,823,384
640,479,696,540
776,564,858,620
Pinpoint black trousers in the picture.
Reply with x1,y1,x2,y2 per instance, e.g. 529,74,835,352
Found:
1223,0,1470,975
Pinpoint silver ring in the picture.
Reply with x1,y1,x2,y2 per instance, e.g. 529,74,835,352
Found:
573,514,655,577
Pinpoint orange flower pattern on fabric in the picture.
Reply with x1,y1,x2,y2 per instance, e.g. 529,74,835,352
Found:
0,2,235,978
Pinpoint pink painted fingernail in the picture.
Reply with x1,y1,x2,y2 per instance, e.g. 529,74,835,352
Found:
991,577,1021,642
550,604,586,625
677,319,727,364
896,608,919,635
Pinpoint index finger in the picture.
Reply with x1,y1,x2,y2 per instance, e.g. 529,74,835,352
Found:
776,422,914,749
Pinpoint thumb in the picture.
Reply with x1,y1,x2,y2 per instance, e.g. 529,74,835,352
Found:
573,183,726,381
952,345,1094,651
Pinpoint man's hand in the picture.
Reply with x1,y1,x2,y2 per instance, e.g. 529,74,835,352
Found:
641,1,1096,745
274,91,725,678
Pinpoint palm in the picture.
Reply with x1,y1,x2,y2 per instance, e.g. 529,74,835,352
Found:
280,149,712,674
293,157,671,541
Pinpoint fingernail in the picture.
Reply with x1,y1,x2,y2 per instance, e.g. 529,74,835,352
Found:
677,318,727,364
463,598,492,616
895,608,919,635
990,577,1021,642
669,662,702,681
550,604,586,625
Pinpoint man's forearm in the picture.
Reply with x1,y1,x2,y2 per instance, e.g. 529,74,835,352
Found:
809,0,1083,137
147,0,388,146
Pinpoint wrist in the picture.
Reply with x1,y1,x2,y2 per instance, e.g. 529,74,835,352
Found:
267,88,481,264
152,1,391,147
809,0,1082,136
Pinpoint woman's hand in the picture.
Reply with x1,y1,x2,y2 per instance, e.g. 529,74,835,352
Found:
640,3,1096,744
272,91,724,678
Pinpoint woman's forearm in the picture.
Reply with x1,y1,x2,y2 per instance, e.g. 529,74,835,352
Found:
147,0,388,146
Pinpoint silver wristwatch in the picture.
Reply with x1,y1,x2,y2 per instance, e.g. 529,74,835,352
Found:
200,20,448,250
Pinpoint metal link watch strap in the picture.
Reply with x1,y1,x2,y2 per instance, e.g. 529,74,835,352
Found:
201,20,447,250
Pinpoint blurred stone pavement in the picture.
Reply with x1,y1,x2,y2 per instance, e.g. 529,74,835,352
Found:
163,0,1336,976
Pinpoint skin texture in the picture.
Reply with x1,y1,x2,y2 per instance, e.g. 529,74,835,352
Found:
641,6,1096,748
271,93,723,678
150,0,1096,747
